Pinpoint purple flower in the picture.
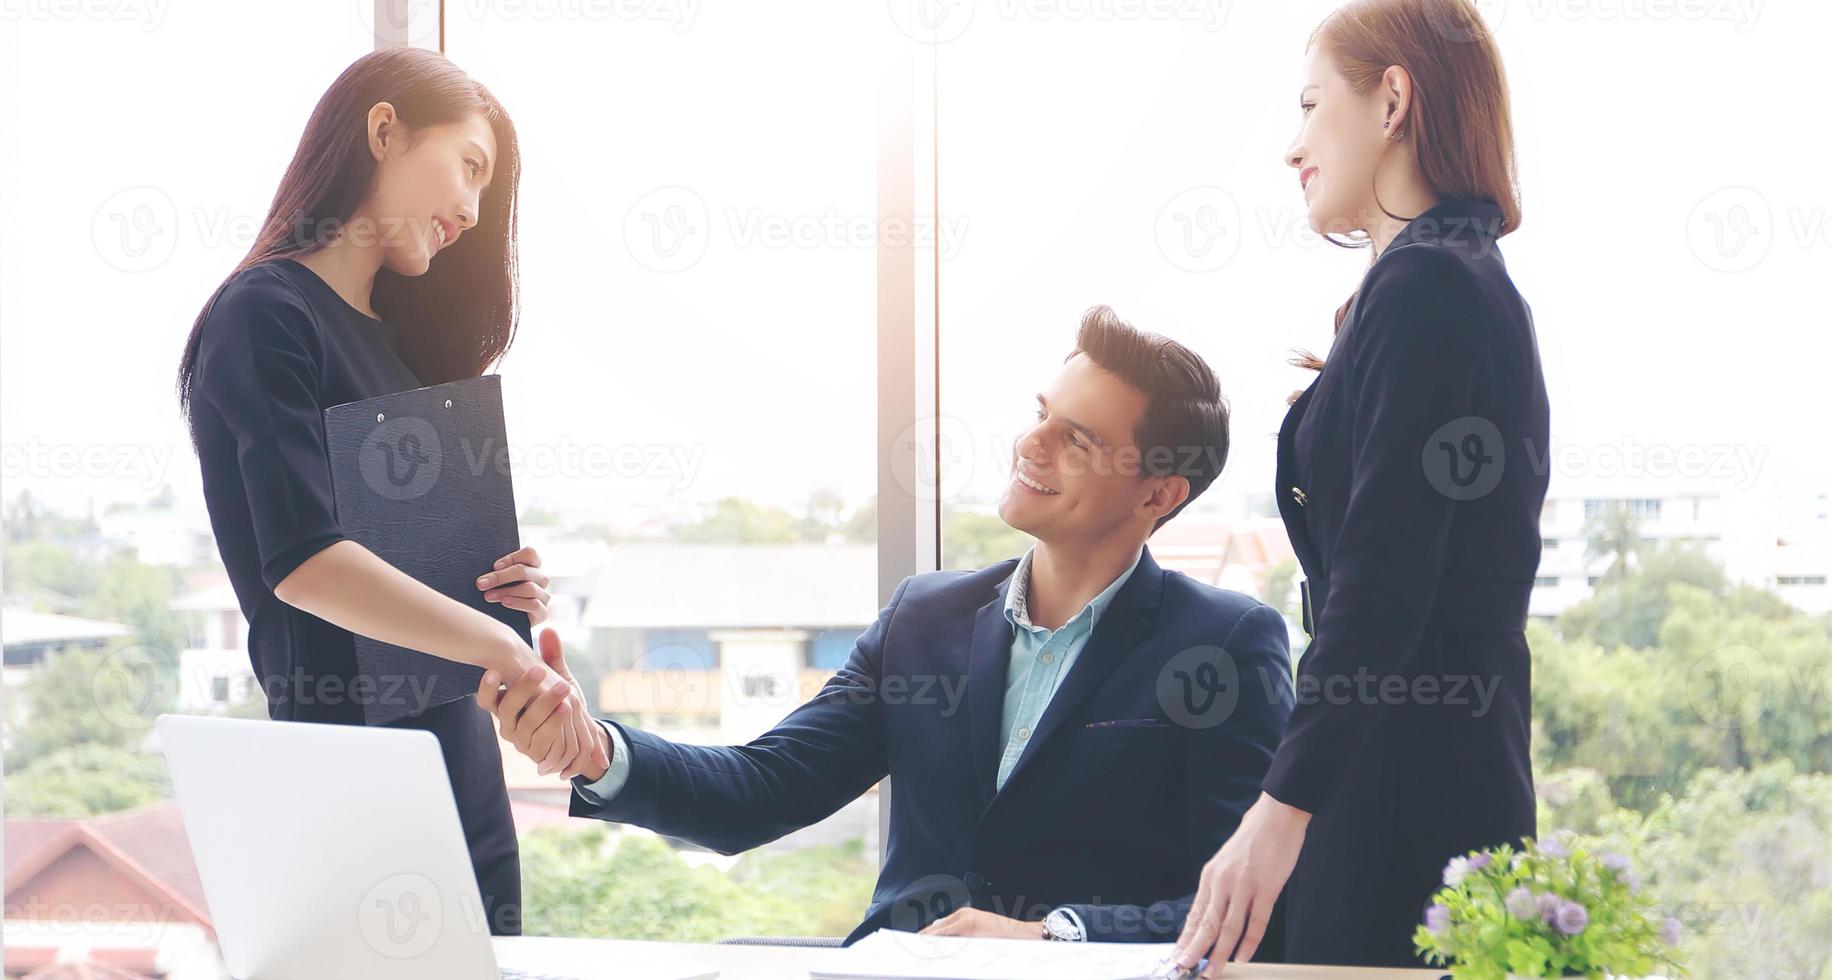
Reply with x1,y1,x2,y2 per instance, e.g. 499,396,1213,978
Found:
1424,904,1452,937
1538,837,1568,859
1536,892,1563,925
1442,856,1473,887
1505,886,1537,920
1468,853,1492,872
1600,852,1640,891
1552,899,1589,936
1662,916,1683,947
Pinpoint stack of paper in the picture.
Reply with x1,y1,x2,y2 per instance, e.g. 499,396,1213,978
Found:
808,930,1194,980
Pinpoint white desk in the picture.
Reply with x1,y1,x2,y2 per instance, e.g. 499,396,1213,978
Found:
492,936,1446,980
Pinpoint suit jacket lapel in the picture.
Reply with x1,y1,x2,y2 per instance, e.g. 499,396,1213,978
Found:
995,547,1166,798
966,575,1016,808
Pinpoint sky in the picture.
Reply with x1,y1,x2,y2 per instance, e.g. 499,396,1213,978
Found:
2,0,1826,528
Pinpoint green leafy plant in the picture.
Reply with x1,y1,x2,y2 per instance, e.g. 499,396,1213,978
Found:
1413,833,1684,979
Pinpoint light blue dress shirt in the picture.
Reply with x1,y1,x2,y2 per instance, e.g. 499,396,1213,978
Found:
577,545,1144,803
992,545,1142,790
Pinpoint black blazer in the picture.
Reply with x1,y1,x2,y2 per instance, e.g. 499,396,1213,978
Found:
1264,197,1549,966
569,547,1295,945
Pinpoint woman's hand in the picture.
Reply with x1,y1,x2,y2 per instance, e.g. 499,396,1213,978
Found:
478,545,552,626
478,629,609,780
1173,792,1311,975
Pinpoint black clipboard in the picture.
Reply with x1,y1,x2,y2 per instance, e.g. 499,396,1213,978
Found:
323,374,530,726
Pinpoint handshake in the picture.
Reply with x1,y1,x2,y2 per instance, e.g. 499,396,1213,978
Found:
477,629,612,782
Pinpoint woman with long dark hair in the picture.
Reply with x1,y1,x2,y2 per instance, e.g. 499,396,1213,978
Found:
176,47,603,935
1173,0,1548,969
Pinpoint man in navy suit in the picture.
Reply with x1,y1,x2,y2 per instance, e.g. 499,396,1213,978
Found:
482,306,1295,946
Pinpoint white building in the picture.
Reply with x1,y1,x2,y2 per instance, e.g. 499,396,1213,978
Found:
1531,474,1832,619
170,581,257,715
1,608,131,669
94,504,217,569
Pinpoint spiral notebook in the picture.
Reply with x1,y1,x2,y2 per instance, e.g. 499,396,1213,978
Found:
323,374,530,727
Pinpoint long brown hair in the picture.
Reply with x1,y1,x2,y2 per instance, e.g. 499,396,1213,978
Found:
1291,0,1519,386
176,47,522,433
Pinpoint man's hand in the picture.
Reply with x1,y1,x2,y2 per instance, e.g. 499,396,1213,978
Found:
919,908,1042,940
1172,792,1311,975
478,628,610,781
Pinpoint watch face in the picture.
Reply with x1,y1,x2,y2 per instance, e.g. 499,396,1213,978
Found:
1044,909,1082,941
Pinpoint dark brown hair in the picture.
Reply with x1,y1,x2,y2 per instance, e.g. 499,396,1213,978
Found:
176,47,522,432
1070,306,1229,531
1293,0,1520,389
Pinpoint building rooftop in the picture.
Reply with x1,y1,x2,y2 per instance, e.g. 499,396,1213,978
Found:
2,608,130,651
581,543,879,630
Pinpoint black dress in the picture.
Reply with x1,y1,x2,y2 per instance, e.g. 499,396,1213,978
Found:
1264,197,1548,966
188,257,521,935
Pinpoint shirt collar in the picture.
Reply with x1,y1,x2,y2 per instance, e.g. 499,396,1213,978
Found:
1003,545,1144,634
1381,195,1506,258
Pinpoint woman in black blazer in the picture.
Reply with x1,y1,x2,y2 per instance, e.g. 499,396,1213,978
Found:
1174,0,1548,970
175,48,603,936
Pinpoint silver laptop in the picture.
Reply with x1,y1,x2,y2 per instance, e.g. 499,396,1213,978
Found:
157,713,580,980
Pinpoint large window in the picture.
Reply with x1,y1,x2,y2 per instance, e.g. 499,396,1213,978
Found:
1,4,382,973
444,1,889,941
3,1,1830,972
931,5,1832,977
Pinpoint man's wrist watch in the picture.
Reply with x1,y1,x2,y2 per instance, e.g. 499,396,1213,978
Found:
1041,907,1085,942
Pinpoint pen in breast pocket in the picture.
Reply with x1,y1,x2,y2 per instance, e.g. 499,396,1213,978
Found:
1084,718,1167,728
